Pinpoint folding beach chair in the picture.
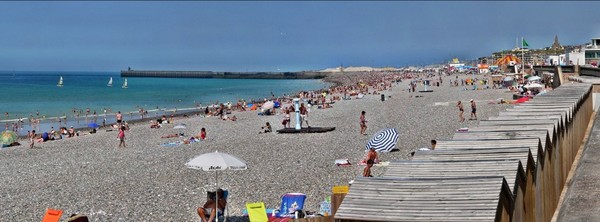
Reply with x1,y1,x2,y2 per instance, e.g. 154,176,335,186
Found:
273,193,306,218
246,202,268,222
41,208,63,222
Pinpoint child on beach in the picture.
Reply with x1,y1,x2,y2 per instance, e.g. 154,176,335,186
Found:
28,130,36,149
260,122,272,134
118,126,126,148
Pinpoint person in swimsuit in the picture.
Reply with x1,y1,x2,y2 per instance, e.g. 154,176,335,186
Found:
456,101,465,122
116,111,123,126
118,126,126,148
299,103,309,128
197,189,227,222
360,111,367,135
362,159,374,177
470,99,477,120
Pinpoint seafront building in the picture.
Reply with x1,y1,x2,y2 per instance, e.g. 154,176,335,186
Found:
584,38,600,66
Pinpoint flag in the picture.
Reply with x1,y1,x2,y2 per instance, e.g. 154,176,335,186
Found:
522,38,529,48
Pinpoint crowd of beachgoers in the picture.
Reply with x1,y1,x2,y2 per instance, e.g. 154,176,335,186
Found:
1,69,519,221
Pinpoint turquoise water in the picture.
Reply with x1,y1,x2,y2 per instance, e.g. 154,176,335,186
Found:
0,71,329,135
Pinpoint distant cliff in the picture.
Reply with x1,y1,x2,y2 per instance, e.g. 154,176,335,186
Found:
120,70,328,79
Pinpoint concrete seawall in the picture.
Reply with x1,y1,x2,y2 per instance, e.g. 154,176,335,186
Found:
120,70,328,79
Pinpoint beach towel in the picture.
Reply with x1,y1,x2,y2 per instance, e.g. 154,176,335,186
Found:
334,159,351,166
160,142,182,147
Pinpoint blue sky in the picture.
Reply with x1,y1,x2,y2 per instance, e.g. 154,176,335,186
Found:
1,1,599,72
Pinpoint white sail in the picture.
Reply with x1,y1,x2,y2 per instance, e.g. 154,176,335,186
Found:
107,77,113,87
122,78,128,88
57,76,64,87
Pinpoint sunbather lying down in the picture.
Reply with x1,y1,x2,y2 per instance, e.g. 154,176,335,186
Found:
161,133,184,138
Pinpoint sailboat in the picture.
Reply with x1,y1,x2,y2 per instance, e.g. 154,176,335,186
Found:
57,76,64,87
107,77,113,87
122,78,128,89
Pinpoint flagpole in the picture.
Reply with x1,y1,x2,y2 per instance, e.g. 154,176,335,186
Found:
521,37,525,74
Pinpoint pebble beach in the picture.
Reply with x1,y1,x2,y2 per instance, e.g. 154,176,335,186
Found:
1,73,516,221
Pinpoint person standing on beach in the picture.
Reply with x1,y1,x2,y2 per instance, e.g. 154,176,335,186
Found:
283,109,291,128
118,126,126,148
360,111,367,135
299,103,309,128
470,99,477,120
362,159,374,177
28,130,36,149
116,111,123,126
456,101,465,122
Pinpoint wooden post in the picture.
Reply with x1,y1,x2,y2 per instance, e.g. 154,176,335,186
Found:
331,185,349,221
554,66,563,89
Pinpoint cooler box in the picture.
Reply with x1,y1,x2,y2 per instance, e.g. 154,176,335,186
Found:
277,193,306,218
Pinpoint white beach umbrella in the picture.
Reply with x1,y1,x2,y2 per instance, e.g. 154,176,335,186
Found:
173,124,186,129
262,101,275,110
186,151,248,171
186,151,247,222
528,76,541,81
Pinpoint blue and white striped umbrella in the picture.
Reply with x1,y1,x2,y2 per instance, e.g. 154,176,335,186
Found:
365,128,399,152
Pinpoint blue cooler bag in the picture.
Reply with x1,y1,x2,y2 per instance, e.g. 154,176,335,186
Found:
277,193,306,218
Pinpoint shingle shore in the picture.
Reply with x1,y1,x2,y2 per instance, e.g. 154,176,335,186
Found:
0,74,515,221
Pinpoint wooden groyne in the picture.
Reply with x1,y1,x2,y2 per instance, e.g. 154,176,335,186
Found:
120,70,328,79
335,83,594,222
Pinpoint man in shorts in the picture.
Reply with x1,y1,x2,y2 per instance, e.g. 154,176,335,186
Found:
299,103,309,128
116,111,123,126
470,99,477,120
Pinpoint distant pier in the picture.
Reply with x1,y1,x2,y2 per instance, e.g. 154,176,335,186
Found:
120,70,328,79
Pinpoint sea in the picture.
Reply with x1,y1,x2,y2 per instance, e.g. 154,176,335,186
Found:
0,71,330,136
